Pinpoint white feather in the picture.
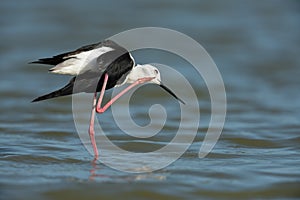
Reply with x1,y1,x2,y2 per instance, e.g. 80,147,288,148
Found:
49,46,114,75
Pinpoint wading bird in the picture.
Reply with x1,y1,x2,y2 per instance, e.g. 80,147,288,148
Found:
32,40,184,158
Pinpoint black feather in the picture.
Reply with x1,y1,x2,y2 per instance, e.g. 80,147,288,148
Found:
30,40,123,66
31,40,134,102
32,77,75,102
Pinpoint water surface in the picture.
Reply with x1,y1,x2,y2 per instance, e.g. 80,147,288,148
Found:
1,1,300,199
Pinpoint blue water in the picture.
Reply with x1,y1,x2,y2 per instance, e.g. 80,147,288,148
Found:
1,1,300,199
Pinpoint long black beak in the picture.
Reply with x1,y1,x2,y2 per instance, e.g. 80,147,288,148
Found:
159,84,185,105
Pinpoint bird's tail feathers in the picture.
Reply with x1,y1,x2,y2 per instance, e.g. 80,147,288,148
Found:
32,78,75,102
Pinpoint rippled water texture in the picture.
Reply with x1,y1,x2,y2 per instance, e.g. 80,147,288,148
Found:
1,1,300,199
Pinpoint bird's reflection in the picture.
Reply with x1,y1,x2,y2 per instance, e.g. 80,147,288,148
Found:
89,156,167,182
89,156,108,181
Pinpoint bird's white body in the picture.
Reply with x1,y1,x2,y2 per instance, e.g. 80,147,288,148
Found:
49,46,114,75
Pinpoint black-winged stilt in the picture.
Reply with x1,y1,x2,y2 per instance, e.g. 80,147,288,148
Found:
31,40,185,158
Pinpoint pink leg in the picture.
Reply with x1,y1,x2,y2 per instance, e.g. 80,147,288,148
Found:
89,75,153,158
89,92,99,158
96,77,154,113
96,74,109,111
88,73,109,158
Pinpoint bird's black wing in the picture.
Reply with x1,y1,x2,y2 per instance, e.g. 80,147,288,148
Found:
30,40,124,66
80,45,134,90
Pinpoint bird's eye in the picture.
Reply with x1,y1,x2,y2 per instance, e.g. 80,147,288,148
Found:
154,69,159,74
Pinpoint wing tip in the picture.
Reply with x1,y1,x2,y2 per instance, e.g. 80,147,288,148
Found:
31,97,42,102
29,59,43,64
